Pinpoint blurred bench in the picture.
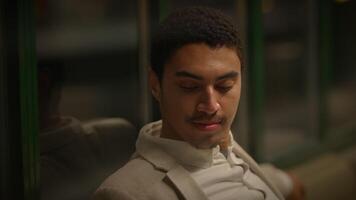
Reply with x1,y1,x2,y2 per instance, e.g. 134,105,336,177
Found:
83,117,137,172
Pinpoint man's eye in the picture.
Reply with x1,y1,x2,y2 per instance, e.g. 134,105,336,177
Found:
179,84,199,91
216,85,233,92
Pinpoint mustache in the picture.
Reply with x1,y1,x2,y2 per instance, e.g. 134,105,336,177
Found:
187,112,226,123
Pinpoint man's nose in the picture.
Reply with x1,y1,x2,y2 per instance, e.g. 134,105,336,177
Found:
196,87,221,114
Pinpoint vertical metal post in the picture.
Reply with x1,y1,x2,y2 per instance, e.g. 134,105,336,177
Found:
159,0,170,21
318,0,332,140
247,0,264,161
18,0,40,199
0,0,39,199
306,0,320,139
138,0,152,125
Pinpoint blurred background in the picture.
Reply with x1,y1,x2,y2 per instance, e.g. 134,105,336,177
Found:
1,0,355,200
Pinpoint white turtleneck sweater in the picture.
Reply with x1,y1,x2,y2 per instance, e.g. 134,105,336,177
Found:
143,121,279,200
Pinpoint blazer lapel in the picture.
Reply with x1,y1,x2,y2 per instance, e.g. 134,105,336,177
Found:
136,130,208,200
232,141,285,200
166,165,208,200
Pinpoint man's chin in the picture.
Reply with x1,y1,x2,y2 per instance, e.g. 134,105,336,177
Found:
197,130,231,149
192,135,227,150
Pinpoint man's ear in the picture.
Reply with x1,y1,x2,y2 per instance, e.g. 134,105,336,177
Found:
149,68,161,102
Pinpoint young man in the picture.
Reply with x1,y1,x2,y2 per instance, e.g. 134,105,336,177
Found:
95,7,303,200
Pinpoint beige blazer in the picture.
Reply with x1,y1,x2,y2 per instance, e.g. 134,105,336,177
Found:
94,139,284,200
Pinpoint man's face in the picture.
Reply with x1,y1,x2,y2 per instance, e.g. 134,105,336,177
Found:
150,43,241,149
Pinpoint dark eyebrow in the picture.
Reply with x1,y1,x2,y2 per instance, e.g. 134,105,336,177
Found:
175,71,203,80
216,71,239,81
175,70,239,81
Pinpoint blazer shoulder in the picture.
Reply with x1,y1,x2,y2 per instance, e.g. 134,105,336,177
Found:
97,157,166,195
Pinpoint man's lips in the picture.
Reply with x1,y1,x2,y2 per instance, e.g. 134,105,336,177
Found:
191,121,222,131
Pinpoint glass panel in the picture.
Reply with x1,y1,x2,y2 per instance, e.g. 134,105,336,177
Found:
262,0,313,160
36,1,139,199
328,0,356,133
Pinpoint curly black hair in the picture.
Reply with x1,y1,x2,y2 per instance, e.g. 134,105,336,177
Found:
150,7,243,81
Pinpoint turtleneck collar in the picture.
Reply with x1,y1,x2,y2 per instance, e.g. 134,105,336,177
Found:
136,120,235,170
